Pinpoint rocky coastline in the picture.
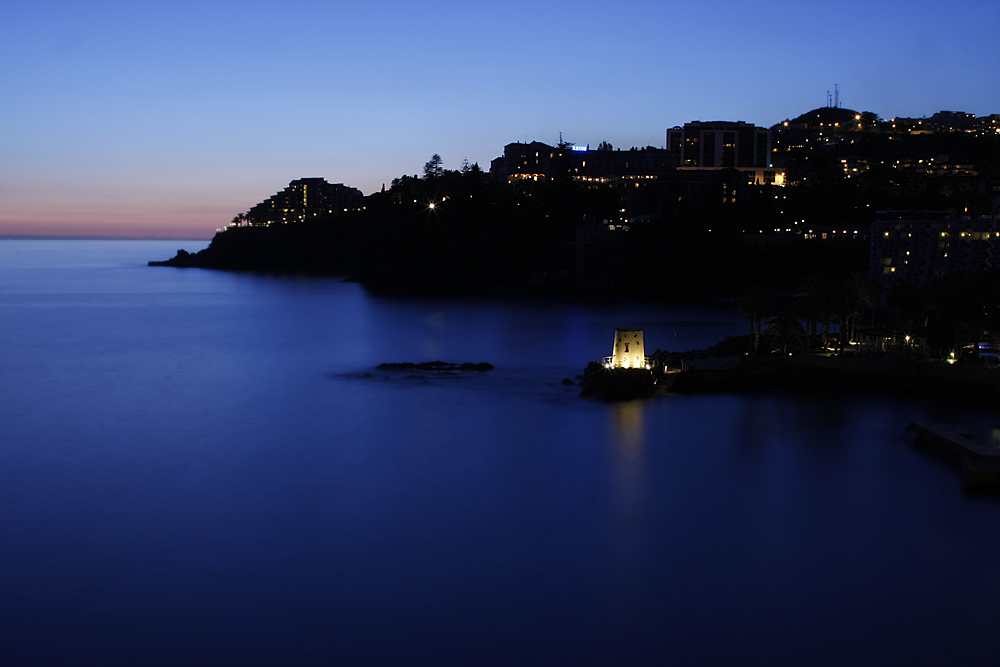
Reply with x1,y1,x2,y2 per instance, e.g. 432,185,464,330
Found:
577,333,1000,407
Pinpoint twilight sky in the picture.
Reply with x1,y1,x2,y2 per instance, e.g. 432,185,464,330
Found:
2,0,998,238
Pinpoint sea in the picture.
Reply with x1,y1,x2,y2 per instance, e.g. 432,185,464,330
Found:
2,240,1000,666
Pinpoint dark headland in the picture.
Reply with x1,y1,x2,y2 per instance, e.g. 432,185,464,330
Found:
148,162,868,301
152,107,999,298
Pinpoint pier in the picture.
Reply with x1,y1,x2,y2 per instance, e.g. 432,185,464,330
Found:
904,422,1000,489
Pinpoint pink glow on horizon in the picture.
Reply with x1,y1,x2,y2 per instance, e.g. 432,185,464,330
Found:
0,205,229,239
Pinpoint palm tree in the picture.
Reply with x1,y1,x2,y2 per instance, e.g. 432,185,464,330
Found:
764,314,806,354
794,279,819,348
888,282,927,332
740,285,773,353
830,281,860,350
851,272,883,331
796,275,837,348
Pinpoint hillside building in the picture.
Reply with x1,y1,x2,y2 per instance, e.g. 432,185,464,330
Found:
489,142,676,185
246,178,363,226
869,208,998,287
666,121,771,169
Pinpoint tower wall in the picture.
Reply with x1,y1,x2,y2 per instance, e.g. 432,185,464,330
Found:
611,329,645,368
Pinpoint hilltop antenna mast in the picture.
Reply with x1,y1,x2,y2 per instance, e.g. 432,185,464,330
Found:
826,90,831,108
835,84,840,108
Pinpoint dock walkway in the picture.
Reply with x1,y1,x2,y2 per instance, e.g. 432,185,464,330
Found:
904,422,1000,489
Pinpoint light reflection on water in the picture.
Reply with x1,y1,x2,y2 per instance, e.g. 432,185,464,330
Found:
1,241,1000,665
610,399,647,524
611,400,646,454
609,400,646,557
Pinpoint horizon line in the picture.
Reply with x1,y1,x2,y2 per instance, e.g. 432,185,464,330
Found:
0,234,213,241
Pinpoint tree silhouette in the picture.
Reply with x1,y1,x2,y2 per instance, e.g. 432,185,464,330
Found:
740,285,773,353
796,275,838,347
851,272,883,329
764,314,806,354
423,154,444,180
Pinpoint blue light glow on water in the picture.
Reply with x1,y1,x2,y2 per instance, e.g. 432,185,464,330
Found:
2,241,1000,665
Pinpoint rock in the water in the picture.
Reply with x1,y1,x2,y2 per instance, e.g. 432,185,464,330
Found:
148,249,199,267
376,361,494,373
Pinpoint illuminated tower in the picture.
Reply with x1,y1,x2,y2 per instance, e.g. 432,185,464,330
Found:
611,329,646,369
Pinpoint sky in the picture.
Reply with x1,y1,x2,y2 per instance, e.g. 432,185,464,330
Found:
1,0,998,238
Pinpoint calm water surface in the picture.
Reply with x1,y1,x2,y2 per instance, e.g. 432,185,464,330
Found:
2,240,1000,665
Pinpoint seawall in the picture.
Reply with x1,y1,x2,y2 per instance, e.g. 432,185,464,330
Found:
672,354,1000,405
